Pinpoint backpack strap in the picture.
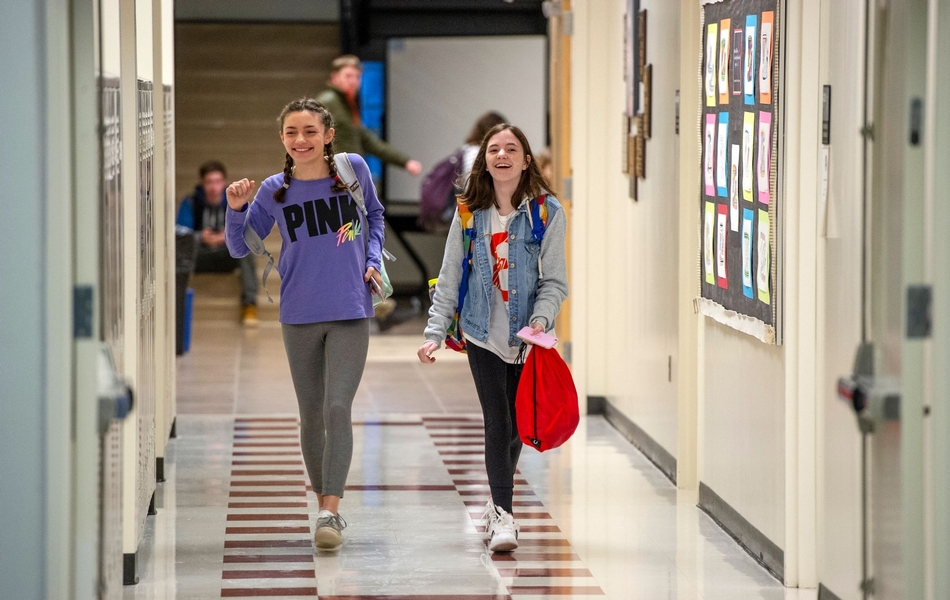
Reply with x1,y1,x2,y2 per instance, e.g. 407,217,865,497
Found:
456,199,476,313
528,193,549,243
527,194,550,278
242,209,276,303
333,153,366,214
333,153,396,265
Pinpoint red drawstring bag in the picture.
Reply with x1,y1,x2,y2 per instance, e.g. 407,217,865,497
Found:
516,346,579,452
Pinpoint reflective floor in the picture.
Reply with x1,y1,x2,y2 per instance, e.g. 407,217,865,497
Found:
127,299,813,599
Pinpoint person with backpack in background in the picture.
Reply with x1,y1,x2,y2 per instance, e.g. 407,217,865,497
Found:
417,123,568,552
418,111,507,232
224,98,385,552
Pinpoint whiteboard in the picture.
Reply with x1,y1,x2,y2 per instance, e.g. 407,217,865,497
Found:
385,36,548,201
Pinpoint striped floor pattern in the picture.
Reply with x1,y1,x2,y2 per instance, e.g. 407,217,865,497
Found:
220,415,603,598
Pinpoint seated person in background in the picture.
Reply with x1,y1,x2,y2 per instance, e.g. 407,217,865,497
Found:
176,161,260,326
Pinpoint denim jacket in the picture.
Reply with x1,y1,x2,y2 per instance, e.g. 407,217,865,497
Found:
424,195,569,348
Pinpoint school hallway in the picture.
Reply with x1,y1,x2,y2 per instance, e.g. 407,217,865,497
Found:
120,301,799,600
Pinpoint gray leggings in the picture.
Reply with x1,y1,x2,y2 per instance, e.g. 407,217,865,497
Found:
281,318,370,498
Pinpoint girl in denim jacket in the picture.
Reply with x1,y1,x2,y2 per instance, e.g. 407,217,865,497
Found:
418,124,568,552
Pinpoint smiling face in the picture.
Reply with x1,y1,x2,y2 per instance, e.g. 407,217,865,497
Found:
280,110,334,168
485,129,529,185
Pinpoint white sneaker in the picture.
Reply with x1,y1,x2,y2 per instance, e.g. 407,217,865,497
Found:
314,509,346,551
483,500,519,552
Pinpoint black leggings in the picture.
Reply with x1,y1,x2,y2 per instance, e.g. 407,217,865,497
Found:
466,343,524,514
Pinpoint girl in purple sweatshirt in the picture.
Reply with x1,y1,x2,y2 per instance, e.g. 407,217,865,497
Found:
225,98,385,551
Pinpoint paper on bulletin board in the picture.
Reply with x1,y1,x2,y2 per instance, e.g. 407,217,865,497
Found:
718,19,731,104
756,209,771,304
741,207,754,298
704,114,716,196
705,23,719,107
716,113,729,197
731,27,743,97
716,203,729,288
743,15,757,105
757,111,771,204
759,11,774,105
742,112,755,201
704,202,716,285
730,143,740,230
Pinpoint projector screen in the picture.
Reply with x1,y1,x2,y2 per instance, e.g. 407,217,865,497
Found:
385,36,548,202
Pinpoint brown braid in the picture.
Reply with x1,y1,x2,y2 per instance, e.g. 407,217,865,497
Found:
272,153,294,203
272,97,346,202
325,143,347,193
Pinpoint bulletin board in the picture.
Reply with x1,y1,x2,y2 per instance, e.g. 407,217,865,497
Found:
698,0,781,344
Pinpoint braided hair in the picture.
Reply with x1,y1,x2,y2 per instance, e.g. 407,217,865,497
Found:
273,98,348,203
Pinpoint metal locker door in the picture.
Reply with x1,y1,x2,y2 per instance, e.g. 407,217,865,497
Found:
136,79,157,530
98,77,126,600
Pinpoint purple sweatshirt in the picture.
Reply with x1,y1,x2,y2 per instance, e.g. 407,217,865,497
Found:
225,153,385,325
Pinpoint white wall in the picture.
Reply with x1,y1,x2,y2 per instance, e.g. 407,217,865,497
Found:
703,320,786,545
818,1,866,596
606,0,682,458
386,36,547,202
574,0,785,552
571,0,681,461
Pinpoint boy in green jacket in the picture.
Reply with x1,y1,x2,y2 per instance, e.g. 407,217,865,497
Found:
316,55,423,176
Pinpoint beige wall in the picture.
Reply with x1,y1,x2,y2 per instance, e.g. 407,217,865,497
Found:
703,320,786,545
174,23,339,204
571,0,681,459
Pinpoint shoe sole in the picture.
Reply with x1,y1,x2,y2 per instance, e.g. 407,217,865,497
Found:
314,528,342,551
488,535,518,553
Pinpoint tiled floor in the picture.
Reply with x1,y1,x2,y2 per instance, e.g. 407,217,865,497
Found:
127,296,813,599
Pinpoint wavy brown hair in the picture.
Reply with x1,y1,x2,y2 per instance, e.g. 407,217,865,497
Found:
464,111,507,145
459,123,554,212
273,98,347,203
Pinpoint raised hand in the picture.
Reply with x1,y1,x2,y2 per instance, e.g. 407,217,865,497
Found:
226,178,256,210
405,160,423,176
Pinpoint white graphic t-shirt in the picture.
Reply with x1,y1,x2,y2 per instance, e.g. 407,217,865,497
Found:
464,206,522,363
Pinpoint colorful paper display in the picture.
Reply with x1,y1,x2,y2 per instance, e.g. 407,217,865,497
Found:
700,1,778,333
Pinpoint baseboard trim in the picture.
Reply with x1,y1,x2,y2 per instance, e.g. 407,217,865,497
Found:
698,482,784,582
123,552,138,585
588,396,677,485
586,395,606,415
818,583,843,600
